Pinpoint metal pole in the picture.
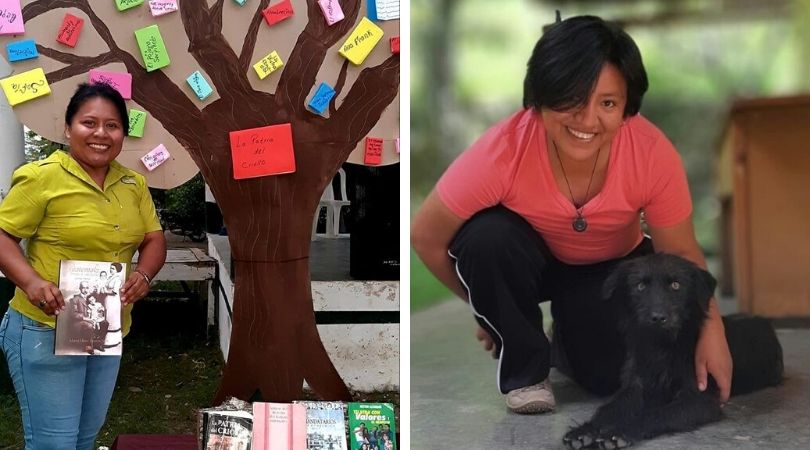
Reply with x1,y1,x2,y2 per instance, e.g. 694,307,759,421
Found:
0,57,25,202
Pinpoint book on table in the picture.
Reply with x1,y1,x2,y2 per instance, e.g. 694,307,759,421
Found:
252,402,307,450
294,401,348,450
347,402,397,450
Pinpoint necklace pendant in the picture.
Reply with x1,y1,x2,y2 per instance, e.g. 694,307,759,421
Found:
573,213,588,232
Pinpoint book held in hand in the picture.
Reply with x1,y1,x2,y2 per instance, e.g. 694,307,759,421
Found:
347,403,397,450
55,260,126,356
295,401,348,450
252,402,306,450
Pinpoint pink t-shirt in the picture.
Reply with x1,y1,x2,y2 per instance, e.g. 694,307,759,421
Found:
437,109,692,265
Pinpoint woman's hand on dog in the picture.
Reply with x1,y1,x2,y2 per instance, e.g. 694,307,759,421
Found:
696,317,733,403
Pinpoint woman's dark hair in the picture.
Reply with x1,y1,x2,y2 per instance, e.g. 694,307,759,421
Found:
110,262,123,272
523,15,648,117
65,82,129,136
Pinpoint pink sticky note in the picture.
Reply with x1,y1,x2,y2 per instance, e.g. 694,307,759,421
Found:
396,138,400,154
148,0,178,17
141,144,171,171
262,0,294,26
89,69,132,100
0,0,24,35
317,0,344,26
364,137,383,165
56,13,84,47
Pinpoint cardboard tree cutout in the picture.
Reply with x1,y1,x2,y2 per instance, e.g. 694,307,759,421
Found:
0,0,399,403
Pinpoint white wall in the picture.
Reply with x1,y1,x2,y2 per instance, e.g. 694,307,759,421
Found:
0,57,25,201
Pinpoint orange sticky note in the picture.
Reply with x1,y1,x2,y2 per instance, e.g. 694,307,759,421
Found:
364,137,383,165
230,124,296,179
56,13,84,48
262,0,294,26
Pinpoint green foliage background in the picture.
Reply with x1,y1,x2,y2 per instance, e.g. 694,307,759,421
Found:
410,0,810,311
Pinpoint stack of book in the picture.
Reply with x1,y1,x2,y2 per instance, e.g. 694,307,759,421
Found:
198,400,397,450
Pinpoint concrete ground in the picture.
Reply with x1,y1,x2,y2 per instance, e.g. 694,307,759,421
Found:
411,298,810,449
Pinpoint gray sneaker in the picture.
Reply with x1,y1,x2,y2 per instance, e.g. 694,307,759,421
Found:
505,378,555,414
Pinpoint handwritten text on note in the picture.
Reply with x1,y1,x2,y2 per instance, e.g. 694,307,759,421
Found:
0,68,51,106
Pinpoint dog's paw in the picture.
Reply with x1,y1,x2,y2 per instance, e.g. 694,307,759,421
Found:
563,423,600,449
595,431,633,449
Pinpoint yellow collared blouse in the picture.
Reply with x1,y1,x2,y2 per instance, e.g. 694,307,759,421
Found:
0,151,162,336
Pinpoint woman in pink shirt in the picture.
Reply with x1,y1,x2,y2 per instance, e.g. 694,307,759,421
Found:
411,15,732,415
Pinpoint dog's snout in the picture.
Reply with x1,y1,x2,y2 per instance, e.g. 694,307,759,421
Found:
650,312,668,324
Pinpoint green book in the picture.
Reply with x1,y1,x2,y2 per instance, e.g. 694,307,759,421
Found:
134,24,170,72
347,403,397,450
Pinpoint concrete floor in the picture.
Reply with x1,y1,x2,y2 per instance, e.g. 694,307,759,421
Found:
411,299,810,449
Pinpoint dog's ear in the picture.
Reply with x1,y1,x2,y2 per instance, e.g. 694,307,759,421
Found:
603,260,631,300
695,268,718,310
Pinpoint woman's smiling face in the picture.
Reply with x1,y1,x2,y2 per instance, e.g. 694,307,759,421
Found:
65,96,125,175
541,63,628,162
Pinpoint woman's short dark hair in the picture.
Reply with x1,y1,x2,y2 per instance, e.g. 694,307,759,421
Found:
110,262,123,272
65,82,129,136
523,15,648,117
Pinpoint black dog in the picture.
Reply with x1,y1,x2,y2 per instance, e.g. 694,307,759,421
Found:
563,253,783,449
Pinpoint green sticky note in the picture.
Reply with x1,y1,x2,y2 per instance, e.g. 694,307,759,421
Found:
128,109,147,138
134,25,170,72
115,0,145,11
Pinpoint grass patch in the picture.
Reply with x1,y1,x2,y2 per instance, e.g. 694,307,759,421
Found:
410,248,454,312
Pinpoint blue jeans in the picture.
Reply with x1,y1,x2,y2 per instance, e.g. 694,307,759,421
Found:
0,309,121,450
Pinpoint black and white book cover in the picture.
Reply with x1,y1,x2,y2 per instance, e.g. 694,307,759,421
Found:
295,401,348,450
54,260,126,356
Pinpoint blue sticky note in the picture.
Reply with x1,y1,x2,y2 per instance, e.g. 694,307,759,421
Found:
307,82,336,114
6,40,39,62
186,70,213,100
367,0,377,21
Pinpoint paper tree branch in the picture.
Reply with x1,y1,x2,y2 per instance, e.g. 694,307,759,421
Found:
37,46,118,83
276,0,361,117
329,59,350,116
238,0,272,72
332,54,399,150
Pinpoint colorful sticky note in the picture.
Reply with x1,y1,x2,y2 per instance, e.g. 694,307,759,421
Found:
89,69,132,100
396,137,400,154
6,40,38,62
186,70,213,100
317,0,344,26
233,0,247,5
0,0,24,35
56,13,84,48
148,0,178,17
366,0,377,21
252,51,284,80
374,0,400,21
141,144,170,171
229,124,296,180
307,82,335,115
134,25,170,72
364,137,383,165
262,0,294,26
339,17,384,65
128,109,147,137
0,68,51,106
390,36,399,54
115,0,145,12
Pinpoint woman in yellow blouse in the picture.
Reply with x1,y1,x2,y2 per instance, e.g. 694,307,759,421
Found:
0,83,167,450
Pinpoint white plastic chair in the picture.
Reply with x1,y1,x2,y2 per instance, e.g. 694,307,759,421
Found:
311,168,350,239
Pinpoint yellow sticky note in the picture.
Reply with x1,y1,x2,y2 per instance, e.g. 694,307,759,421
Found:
253,51,284,80
339,17,384,65
0,68,52,106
